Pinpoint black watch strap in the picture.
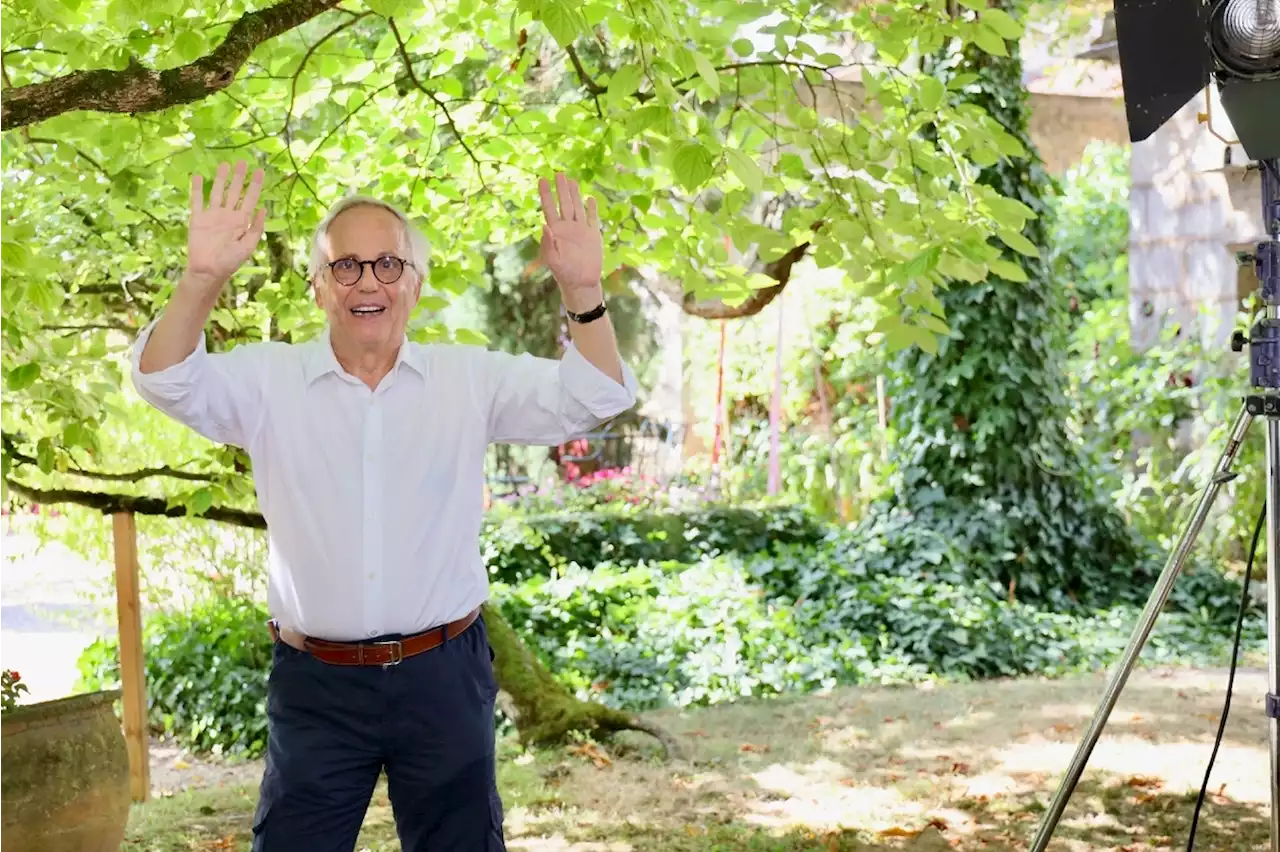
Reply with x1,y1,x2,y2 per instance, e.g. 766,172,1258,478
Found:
566,302,608,324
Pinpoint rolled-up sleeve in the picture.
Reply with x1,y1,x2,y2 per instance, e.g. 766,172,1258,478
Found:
480,342,639,445
130,320,267,450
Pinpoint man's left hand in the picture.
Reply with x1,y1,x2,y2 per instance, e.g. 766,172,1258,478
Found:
538,173,603,309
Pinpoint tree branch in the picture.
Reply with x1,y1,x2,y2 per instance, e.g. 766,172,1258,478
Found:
1,0,343,130
5,478,265,528
3,437,220,484
681,241,811,320
388,17,487,188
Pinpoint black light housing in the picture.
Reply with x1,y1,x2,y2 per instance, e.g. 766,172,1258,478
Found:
1111,0,1280,158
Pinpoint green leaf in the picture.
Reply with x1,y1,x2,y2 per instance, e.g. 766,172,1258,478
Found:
998,230,1040,257
187,488,214,516
989,258,1029,282
732,38,753,57
36,438,55,475
454,327,490,345
691,51,721,95
6,363,40,391
980,7,1024,40
171,30,204,63
541,0,585,47
971,23,1008,56
367,0,416,16
607,64,645,105
725,149,764,193
917,77,945,111
671,142,715,191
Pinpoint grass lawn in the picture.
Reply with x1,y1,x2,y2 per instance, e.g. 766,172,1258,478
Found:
123,665,1271,851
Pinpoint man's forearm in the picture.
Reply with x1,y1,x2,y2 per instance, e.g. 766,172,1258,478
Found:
563,287,624,385
137,274,223,374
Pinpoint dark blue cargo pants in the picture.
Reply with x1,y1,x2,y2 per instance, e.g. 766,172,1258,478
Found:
250,615,506,851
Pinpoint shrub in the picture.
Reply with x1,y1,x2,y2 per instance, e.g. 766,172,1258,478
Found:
76,504,1261,757
77,595,271,758
480,503,828,584
494,551,1265,712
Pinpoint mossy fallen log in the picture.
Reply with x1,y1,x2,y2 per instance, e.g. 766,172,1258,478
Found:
482,604,681,759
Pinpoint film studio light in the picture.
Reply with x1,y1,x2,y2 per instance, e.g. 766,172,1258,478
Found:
1113,0,1280,158
1028,2,1280,852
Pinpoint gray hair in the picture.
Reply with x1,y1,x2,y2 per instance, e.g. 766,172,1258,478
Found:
307,195,431,284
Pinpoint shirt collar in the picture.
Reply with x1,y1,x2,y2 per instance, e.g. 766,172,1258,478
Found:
303,326,426,386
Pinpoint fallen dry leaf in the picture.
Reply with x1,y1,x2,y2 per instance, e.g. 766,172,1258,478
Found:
928,817,949,830
569,742,613,768
880,826,922,838
1125,775,1162,789
740,743,771,753
686,730,709,738
1049,723,1074,733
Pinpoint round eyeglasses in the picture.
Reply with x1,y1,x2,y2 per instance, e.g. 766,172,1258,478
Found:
327,256,413,286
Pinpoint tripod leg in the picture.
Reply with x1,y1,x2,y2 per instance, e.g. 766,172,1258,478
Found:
1267,419,1280,852
1028,403,1254,851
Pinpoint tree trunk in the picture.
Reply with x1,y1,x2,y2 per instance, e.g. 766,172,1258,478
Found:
883,1,1148,608
482,604,680,757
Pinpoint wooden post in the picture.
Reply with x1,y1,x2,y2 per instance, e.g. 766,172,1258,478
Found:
112,512,149,802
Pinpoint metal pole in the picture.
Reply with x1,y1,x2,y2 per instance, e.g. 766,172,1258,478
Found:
1028,404,1254,851
1267,416,1280,852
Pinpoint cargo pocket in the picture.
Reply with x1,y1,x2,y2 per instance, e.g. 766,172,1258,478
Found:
250,789,272,840
487,790,507,851
250,766,278,843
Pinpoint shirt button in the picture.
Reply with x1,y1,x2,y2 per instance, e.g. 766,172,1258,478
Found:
368,572,375,580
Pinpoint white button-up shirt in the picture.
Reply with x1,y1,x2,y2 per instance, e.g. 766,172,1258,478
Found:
130,323,638,641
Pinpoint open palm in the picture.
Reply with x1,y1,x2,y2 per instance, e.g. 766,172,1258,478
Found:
538,173,602,293
187,161,267,285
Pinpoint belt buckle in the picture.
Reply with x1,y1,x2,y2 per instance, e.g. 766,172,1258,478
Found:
370,639,403,667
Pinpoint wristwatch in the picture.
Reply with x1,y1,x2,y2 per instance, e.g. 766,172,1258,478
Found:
566,302,608,324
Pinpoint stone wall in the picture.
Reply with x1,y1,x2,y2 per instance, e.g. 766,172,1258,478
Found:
1128,91,1265,351
1026,91,1128,174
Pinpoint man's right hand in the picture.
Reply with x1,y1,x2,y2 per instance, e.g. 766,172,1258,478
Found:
137,162,267,375
185,161,267,292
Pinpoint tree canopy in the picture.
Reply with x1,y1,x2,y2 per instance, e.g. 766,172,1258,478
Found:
2,0,1037,520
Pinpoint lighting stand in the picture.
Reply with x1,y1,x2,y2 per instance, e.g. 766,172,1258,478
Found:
1028,157,1280,851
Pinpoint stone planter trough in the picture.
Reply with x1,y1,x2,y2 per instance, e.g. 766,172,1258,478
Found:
1,689,131,852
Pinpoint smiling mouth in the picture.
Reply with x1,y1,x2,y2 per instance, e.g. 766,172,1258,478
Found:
351,306,386,317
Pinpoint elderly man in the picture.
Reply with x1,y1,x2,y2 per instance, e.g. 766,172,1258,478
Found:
131,161,637,851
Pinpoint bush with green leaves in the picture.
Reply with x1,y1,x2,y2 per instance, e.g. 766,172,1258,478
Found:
495,548,1264,712
480,504,829,584
77,595,271,758
76,502,1261,757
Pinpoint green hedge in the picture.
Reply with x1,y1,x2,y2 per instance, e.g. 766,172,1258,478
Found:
75,503,1263,757
496,552,1264,711
77,595,271,758
479,504,828,584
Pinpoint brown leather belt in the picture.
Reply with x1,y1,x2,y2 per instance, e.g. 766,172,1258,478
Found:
267,606,481,667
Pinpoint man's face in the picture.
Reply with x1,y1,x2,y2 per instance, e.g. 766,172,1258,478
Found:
314,205,422,351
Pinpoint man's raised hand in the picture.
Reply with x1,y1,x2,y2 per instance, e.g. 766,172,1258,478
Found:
186,161,267,290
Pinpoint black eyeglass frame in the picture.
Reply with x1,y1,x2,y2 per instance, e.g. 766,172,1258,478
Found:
326,255,418,286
